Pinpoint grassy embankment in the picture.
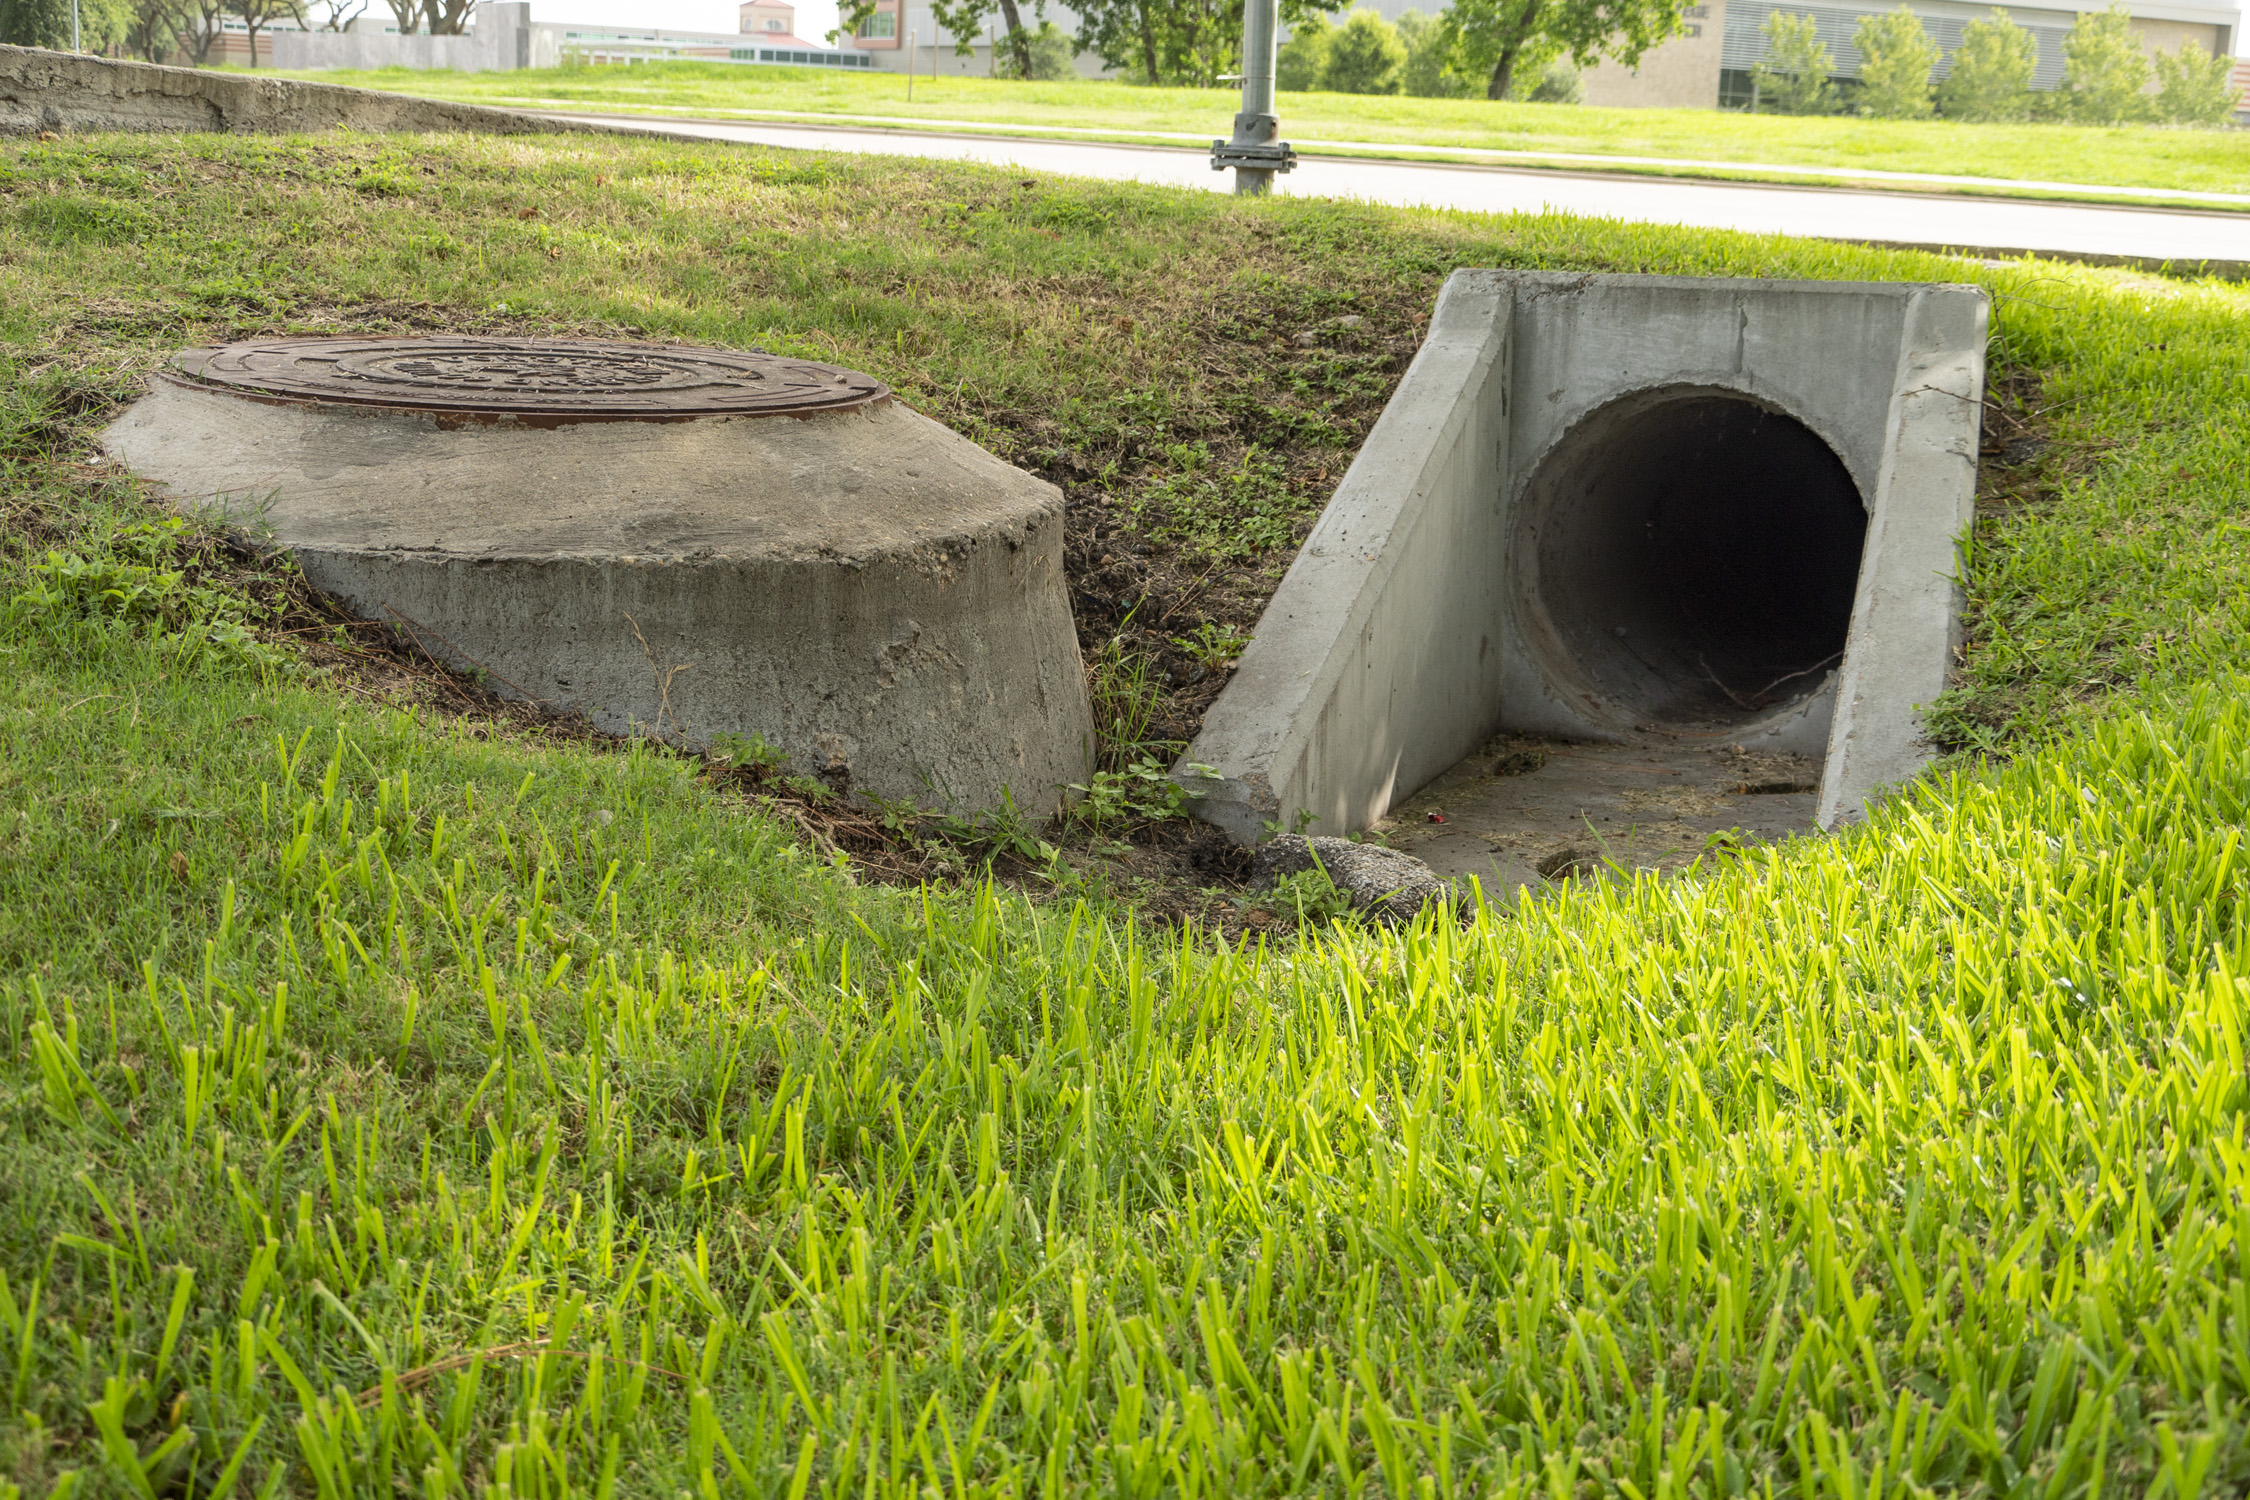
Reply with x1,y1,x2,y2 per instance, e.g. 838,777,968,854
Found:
5,127,2250,1496
283,61,2250,207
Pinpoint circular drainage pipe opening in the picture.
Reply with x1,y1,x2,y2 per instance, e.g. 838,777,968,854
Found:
1521,389,1867,729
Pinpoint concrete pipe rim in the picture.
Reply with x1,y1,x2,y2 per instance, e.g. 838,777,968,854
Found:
1512,383,1869,737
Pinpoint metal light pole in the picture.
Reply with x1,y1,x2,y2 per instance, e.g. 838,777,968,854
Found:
1209,0,1294,194
72,0,81,51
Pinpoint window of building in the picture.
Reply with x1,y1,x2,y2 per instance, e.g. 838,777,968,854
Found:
857,11,895,37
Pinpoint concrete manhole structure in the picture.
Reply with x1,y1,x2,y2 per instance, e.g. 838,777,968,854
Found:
104,336,1092,814
1184,270,1988,854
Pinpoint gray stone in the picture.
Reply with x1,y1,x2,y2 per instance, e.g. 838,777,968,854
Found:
102,359,1093,819
1182,270,1987,843
1252,835,1454,925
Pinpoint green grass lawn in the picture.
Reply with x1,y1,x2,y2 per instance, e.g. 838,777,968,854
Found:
5,125,2250,1497
276,61,2250,205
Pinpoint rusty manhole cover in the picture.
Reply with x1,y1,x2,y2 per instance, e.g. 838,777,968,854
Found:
167,336,890,418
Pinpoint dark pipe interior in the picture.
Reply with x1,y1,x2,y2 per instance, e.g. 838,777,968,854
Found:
1529,393,1867,727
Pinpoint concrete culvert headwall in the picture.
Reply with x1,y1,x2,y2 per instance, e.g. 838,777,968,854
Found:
1182,270,1990,845
1522,388,1868,730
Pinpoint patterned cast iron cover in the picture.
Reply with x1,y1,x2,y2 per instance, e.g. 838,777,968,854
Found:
168,336,890,418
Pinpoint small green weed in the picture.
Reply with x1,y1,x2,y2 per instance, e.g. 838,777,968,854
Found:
706,729,790,775
929,792,1062,871
1086,626,1172,772
1064,755,1199,841
1134,444,1308,561
350,167,415,197
1171,620,1252,670
6,521,284,669
869,787,1063,875
1270,860,1355,927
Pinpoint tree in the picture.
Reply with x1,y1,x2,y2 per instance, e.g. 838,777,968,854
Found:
928,0,1037,76
1852,6,1935,117
125,0,179,57
1935,8,2035,120
828,0,877,47
2152,37,2239,125
1437,0,1680,102
2061,2,2149,123
168,0,226,59
1275,12,1330,90
0,0,130,49
381,0,469,36
1075,0,1338,87
999,17,1074,76
235,0,304,64
1508,45,1579,99
1751,10,1834,114
1395,8,1464,96
1323,8,1403,93
1071,0,1162,81
309,0,366,27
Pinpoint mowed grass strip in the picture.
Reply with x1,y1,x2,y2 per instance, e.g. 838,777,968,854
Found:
288,61,2250,203
1,129,2249,1496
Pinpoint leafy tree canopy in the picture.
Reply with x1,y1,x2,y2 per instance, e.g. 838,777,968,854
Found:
1935,7,2036,121
2151,36,2239,125
1436,0,1681,103
1752,9,1834,114
2061,2,2150,123
1323,8,1406,93
1275,12,1330,89
0,0,129,50
1852,6,1937,118
1394,8,1466,96
1074,0,1338,86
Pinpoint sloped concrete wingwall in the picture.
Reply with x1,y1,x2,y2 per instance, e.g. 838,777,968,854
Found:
1183,272,1514,845
0,43,595,137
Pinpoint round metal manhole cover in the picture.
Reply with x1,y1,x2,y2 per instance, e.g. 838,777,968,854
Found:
168,336,890,418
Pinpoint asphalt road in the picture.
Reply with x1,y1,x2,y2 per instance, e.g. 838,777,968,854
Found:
551,111,2248,269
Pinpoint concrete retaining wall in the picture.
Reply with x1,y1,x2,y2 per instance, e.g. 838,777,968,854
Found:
0,41,594,137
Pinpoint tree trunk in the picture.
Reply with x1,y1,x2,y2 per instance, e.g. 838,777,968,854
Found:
995,0,1031,74
1484,0,1540,99
172,2,222,63
1485,43,1524,98
1137,0,1159,84
246,20,261,64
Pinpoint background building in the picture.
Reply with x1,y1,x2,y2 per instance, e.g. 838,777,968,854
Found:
275,0,872,71
1586,0,2237,108
1316,0,2236,108
836,0,1116,74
